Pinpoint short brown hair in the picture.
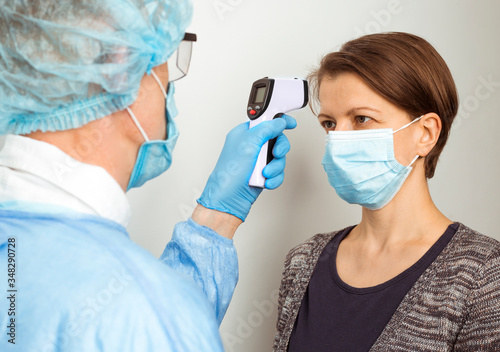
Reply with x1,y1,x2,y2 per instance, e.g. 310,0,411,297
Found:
309,32,458,178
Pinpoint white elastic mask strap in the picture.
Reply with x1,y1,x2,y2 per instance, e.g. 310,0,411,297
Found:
151,70,168,99
408,155,420,167
393,115,423,134
126,70,167,142
126,107,150,142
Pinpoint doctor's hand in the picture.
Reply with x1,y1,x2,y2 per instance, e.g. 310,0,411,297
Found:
196,115,297,223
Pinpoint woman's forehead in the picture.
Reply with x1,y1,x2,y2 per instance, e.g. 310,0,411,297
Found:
319,75,389,113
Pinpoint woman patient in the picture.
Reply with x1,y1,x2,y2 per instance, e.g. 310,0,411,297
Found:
274,32,500,351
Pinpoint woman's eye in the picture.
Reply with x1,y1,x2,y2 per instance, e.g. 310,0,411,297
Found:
322,120,336,130
356,116,372,124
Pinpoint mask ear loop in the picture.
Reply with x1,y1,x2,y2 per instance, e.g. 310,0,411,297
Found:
392,115,423,134
391,115,424,167
126,107,150,142
151,70,168,99
408,155,420,167
150,70,170,141
126,69,168,142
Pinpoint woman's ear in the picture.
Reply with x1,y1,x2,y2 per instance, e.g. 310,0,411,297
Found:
417,113,442,157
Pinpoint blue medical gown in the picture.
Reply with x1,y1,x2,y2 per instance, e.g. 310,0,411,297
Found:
0,204,238,351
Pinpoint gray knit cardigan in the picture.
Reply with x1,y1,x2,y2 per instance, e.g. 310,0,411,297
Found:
273,223,500,351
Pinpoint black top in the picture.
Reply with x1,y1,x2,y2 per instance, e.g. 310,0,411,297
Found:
288,223,459,352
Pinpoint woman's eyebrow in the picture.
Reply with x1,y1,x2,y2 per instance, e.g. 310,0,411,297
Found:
318,113,334,119
318,107,381,119
346,106,381,115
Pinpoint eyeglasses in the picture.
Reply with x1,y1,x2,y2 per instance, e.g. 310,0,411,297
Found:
168,32,197,82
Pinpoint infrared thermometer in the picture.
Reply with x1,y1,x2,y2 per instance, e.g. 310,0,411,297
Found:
247,77,308,188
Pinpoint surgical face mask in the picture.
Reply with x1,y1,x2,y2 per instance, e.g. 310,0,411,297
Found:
321,116,422,210
126,72,179,191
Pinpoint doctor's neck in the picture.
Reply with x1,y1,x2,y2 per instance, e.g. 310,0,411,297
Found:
25,110,140,192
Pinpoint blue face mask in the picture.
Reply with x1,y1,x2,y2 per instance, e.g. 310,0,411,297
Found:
321,116,422,210
126,73,179,191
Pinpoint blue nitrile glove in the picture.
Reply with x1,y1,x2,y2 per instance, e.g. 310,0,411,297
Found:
197,115,297,221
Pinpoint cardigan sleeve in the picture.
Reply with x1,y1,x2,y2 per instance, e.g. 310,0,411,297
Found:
274,248,298,348
454,249,500,351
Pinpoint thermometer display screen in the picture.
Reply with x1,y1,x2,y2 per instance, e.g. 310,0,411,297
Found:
253,86,266,104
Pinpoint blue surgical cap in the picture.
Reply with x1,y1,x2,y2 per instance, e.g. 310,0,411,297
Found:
0,0,192,135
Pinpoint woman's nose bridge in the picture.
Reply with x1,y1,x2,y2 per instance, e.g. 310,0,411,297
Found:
334,117,353,131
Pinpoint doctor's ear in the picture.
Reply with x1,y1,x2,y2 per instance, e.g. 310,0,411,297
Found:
416,113,442,157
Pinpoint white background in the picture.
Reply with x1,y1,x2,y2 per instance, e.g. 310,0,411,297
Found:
127,0,500,351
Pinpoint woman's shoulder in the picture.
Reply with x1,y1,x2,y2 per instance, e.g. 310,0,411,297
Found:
454,223,500,259
448,223,500,279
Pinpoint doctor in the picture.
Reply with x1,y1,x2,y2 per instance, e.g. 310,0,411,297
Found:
0,0,296,351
